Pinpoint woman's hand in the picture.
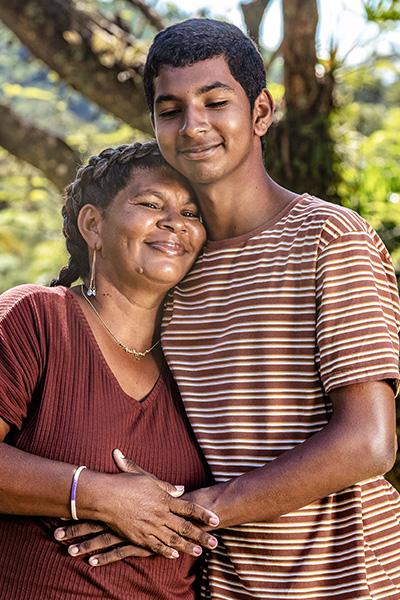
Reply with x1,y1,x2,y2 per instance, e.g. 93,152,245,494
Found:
55,449,219,565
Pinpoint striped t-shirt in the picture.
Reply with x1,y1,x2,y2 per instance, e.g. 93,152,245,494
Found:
162,194,400,600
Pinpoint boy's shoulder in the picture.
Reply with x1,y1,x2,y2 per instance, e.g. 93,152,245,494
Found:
294,194,370,233
293,194,388,257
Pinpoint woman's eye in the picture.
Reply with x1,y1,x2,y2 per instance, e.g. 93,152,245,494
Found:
182,210,201,219
140,201,159,209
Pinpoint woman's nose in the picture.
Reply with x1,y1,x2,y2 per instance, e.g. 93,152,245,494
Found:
158,210,187,233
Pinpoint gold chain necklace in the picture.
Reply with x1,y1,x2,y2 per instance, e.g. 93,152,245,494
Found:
80,284,160,360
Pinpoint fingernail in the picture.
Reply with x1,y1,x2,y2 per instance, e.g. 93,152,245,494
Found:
209,516,219,526
114,448,125,459
208,537,218,548
171,550,179,558
193,546,202,556
54,528,65,540
174,485,185,492
89,557,99,566
69,545,79,555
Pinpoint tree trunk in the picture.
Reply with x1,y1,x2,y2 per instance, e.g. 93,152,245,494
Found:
240,0,272,46
0,103,81,191
267,0,337,200
0,0,152,132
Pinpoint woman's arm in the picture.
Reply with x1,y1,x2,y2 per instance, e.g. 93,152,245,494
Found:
0,418,219,558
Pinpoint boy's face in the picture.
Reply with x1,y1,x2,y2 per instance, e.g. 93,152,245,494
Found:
152,56,265,186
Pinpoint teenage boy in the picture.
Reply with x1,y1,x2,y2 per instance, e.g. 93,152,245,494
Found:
59,18,400,599
144,19,400,599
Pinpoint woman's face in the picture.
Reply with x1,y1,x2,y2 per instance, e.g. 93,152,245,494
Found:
95,167,206,291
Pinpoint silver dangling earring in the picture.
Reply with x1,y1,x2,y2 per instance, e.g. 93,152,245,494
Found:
87,248,97,297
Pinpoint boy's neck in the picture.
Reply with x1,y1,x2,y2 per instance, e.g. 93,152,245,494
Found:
194,169,298,241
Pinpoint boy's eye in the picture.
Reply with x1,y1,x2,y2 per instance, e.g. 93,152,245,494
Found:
159,108,180,118
206,100,228,108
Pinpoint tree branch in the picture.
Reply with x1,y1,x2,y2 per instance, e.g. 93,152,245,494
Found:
0,0,152,132
0,103,81,191
240,0,272,46
124,0,166,31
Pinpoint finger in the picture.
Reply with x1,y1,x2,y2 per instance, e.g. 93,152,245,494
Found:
147,535,180,560
170,499,220,527
158,479,185,498
163,529,203,557
89,545,153,567
153,525,211,558
167,516,218,550
68,531,125,557
112,449,185,498
112,449,144,475
55,521,106,542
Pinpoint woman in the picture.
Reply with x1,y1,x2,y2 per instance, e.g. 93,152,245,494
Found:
0,141,219,600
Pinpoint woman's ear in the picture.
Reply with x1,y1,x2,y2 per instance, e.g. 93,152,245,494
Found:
77,204,103,251
253,88,275,137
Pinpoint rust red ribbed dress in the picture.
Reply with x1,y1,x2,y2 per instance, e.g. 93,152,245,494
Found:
0,284,210,600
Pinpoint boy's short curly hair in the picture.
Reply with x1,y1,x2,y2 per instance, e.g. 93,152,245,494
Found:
144,18,266,114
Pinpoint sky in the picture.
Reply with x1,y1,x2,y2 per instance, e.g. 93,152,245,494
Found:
177,0,399,65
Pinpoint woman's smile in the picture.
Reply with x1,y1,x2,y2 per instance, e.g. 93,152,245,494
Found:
146,237,187,256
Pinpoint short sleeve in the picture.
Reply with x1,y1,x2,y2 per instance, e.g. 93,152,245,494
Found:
0,287,44,429
316,222,400,395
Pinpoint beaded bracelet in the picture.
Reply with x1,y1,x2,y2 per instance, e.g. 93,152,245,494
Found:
70,465,87,521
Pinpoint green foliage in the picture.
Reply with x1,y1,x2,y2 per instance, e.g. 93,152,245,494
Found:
0,149,66,290
338,106,400,264
364,0,400,22
334,58,400,273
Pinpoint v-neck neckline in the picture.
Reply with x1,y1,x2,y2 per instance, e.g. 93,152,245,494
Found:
65,287,164,408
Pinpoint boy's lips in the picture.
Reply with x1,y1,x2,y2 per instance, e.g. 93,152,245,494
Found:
178,143,222,160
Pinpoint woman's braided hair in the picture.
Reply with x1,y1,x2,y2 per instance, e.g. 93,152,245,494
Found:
51,140,168,288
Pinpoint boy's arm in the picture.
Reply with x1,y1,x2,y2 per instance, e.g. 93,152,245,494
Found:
186,380,397,527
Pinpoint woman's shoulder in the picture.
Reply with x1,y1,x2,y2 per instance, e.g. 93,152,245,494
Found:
0,284,70,320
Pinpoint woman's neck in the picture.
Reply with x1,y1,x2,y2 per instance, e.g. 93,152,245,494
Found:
76,280,165,351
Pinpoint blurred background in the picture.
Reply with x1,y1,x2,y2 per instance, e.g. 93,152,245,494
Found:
0,0,400,482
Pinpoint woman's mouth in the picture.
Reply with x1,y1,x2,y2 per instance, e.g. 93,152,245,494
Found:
147,240,186,256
